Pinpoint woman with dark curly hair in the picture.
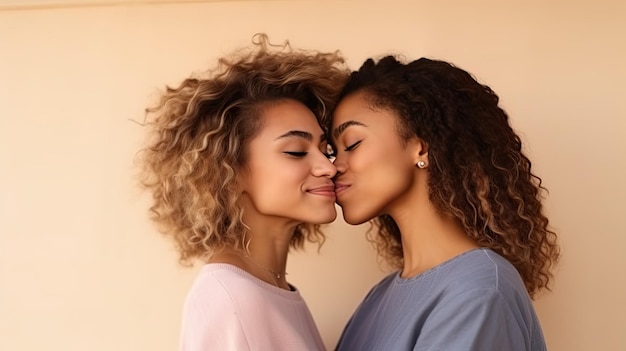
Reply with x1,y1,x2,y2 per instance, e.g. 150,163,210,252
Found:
329,56,559,350
138,34,348,350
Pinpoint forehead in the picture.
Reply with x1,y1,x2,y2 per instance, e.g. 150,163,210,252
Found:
332,91,398,134
258,99,322,136
333,92,376,125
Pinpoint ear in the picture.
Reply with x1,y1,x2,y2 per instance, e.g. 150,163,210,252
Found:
410,137,429,168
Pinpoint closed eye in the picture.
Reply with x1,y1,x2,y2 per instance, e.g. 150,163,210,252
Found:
284,151,308,157
345,140,362,151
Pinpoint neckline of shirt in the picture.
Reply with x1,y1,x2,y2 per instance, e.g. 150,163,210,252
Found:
202,263,303,299
394,247,490,284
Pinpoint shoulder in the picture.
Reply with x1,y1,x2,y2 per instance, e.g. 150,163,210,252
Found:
417,287,541,350
362,249,528,301
183,264,259,312
180,264,262,337
180,265,254,350
436,248,526,295
185,264,308,312
431,249,538,325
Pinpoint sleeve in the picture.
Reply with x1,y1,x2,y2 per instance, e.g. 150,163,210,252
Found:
179,277,250,351
413,289,525,351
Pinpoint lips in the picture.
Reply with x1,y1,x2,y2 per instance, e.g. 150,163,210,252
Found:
307,184,336,197
334,182,350,195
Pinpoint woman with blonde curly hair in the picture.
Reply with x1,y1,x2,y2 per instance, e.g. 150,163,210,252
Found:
139,34,347,350
329,56,559,350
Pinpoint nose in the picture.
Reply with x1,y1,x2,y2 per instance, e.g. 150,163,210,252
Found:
312,152,337,178
333,151,347,175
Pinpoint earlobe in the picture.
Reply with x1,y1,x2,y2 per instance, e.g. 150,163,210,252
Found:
412,137,429,168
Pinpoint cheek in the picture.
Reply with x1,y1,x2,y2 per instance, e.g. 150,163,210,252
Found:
374,146,416,193
244,161,337,223
365,161,413,203
342,148,415,223
348,145,386,172
351,140,409,177
246,160,307,203
271,163,308,186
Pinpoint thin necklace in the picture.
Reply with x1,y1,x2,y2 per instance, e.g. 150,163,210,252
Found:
240,253,288,285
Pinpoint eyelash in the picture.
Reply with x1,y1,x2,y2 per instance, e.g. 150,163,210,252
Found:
284,151,308,157
285,150,336,159
345,140,362,151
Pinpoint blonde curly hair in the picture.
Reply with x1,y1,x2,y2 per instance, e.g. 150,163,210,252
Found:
138,34,348,264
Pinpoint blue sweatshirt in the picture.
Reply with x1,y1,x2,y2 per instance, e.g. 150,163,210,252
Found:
336,248,546,351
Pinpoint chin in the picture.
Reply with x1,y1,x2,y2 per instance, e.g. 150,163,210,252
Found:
308,210,337,224
341,209,371,225
326,213,338,223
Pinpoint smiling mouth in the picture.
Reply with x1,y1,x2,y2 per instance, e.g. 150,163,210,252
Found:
307,185,336,197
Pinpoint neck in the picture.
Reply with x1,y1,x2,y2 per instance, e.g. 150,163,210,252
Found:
387,175,478,278
210,213,297,290
242,211,297,275
244,230,291,280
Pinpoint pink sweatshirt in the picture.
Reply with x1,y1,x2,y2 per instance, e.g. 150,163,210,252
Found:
179,263,326,351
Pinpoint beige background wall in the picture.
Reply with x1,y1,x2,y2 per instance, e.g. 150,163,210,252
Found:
1,0,624,350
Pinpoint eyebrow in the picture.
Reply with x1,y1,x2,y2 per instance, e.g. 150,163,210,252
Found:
276,130,326,143
332,121,368,140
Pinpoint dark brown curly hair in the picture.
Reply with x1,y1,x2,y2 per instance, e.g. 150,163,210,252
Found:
138,34,348,264
329,56,559,298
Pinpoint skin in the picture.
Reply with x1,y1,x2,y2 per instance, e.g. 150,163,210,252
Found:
212,99,337,289
332,91,477,277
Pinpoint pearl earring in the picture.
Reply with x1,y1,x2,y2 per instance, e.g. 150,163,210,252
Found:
417,161,426,169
